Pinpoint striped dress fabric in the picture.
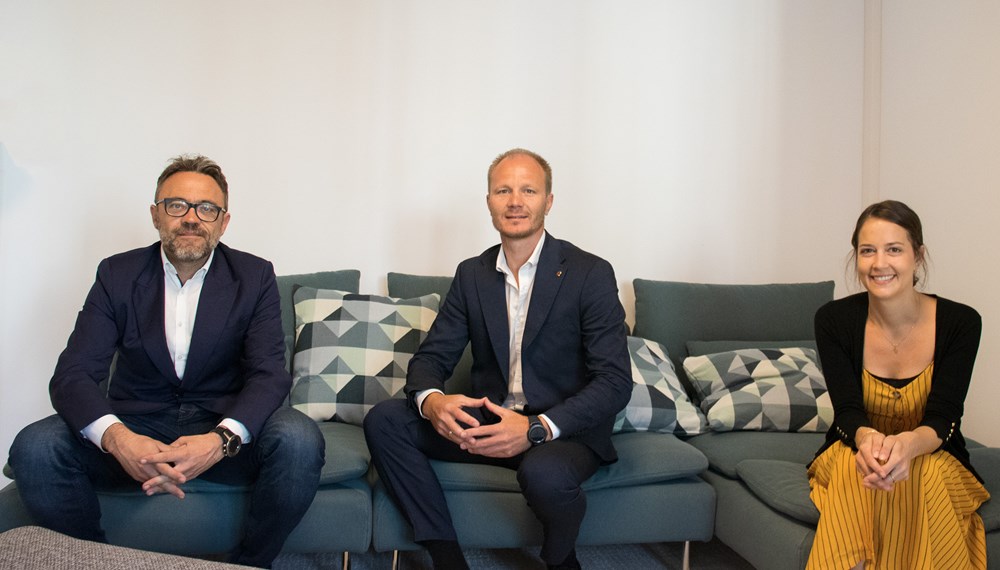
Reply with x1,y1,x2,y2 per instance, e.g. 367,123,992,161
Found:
806,364,990,569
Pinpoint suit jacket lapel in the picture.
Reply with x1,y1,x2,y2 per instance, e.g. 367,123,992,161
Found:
133,246,178,382
475,248,510,381
184,247,238,384
523,234,565,349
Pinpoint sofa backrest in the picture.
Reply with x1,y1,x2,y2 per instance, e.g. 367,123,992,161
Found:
632,279,835,391
387,272,473,395
276,270,361,372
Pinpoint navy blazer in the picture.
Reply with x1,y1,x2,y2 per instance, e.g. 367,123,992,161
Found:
49,242,289,438
405,233,632,463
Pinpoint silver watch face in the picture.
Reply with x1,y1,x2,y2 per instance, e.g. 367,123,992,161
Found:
215,428,241,457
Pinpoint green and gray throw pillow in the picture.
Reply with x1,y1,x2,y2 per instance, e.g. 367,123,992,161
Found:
614,336,708,436
290,287,440,425
683,347,831,433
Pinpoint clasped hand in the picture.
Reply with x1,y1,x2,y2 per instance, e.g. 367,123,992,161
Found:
102,423,224,499
855,429,914,491
422,393,533,458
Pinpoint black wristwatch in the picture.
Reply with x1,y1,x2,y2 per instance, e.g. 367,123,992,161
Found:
211,426,242,458
527,415,548,446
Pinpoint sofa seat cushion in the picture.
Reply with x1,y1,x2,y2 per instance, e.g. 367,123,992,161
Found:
733,448,1000,531
686,431,824,478
430,432,707,492
971,447,1000,532
737,459,819,525
317,421,370,485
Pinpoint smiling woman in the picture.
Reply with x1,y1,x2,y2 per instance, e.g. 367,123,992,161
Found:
805,200,991,570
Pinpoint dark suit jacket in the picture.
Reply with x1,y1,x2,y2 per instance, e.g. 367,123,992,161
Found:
405,233,632,463
49,242,289,439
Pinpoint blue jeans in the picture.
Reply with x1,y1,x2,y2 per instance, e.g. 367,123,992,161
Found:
8,404,324,568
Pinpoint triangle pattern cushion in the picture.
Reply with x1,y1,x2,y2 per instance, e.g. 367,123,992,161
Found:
683,348,833,432
290,287,440,426
613,336,707,436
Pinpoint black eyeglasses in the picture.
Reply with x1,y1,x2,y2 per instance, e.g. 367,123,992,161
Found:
155,198,227,222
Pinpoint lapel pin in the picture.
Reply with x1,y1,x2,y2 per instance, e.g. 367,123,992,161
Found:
556,270,563,277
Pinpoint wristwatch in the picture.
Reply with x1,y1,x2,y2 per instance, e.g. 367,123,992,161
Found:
527,415,548,446
211,426,242,458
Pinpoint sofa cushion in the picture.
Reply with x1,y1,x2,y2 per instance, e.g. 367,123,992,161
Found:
970,447,1000,532
430,432,708,492
290,287,439,425
686,431,825,479
614,336,707,436
317,421,371,485
687,339,818,357
387,272,454,301
585,431,709,490
276,270,361,369
632,280,834,386
683,348,832,432
736,449,1000,531
737,459,820,525
386,272,473,396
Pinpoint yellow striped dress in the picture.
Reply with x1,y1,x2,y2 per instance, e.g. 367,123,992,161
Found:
806,364,990,569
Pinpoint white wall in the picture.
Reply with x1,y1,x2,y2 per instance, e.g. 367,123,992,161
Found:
878,0,1000,446
0,0,894,486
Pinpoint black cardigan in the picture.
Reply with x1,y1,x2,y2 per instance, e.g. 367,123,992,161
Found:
812,293,983,482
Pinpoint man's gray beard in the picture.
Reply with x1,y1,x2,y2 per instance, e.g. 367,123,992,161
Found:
163,235,215,262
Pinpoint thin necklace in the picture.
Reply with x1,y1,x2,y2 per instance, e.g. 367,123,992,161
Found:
869,314,918,354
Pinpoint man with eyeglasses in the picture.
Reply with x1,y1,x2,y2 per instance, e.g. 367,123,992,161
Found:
8,155,324,568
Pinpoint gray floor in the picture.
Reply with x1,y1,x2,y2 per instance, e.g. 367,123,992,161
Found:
274,539,755,570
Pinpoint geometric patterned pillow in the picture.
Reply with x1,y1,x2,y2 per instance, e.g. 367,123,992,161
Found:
682,348,832,433
613,336,708,436
290,287,440,425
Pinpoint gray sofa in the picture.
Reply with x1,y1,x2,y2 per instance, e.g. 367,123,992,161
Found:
630,279,1000,569
2,272,994,570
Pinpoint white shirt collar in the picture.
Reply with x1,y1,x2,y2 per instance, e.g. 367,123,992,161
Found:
496,232,546,277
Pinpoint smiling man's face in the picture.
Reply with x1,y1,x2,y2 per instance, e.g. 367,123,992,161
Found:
151,171,230,267
486,153,552,244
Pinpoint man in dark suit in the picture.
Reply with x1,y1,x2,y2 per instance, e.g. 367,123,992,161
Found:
364,148,632,570
8,155,324,568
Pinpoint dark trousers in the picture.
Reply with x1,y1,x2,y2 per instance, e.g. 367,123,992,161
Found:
364,398,600,565
8,405,325,568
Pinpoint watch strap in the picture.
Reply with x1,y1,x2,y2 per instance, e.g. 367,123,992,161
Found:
211,426,241,457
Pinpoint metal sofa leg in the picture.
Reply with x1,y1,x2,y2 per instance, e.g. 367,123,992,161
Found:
391,549,399,570
683,541,691,570
342,551,350,570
